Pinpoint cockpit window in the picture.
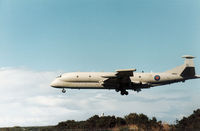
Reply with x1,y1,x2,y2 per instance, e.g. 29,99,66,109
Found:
56,75,62,78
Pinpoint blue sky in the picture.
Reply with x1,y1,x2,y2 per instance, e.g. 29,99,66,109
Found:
0,0,200,127
1,0,200,71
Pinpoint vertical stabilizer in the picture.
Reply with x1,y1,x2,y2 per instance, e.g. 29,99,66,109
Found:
166,55,196,78
182,55,195,67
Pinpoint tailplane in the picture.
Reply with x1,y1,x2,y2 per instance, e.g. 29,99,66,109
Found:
166,55,196,78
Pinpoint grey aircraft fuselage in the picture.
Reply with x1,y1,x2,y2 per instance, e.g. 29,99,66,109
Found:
50,55,200,95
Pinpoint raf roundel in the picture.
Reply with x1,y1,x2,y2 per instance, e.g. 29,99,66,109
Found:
154,75,160,81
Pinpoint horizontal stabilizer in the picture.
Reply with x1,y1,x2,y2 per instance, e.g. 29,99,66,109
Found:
182,55,195,59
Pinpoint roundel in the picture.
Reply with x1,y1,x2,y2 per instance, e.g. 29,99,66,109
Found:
154,75,160,81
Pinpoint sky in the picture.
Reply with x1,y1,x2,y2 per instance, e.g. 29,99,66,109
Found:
0,0,200,127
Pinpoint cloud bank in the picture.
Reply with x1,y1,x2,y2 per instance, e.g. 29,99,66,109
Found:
0,67,199,127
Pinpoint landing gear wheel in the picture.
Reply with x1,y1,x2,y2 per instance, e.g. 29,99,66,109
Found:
125,91,128,95
120,90,128,95
115,88,120,92
62,88,66,93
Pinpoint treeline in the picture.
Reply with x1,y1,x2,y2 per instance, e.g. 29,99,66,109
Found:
55,113,163,131
2,109,200,131
170,109,200,131
55,109,200,131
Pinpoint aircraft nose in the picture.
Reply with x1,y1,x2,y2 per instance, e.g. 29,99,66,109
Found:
50,79,58,87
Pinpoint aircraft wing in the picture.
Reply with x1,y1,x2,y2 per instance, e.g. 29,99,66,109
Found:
101,69,136,87
102,69,136,78
115,69,136,77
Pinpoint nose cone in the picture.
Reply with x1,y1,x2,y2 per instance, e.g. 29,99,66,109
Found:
50,79,58,87
51,78,66,88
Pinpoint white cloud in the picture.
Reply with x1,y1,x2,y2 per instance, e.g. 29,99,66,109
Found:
0,67,199,127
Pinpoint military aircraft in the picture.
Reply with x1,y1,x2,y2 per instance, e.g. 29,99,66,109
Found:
50,55,200,95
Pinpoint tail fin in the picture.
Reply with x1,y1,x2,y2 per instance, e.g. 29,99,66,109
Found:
166,55,196,78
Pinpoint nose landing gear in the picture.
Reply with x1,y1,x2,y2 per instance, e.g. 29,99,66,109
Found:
62,88,66,93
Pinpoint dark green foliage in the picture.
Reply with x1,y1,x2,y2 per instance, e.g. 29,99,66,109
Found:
57,120,78,129
119,126,130,131
55,113,163,130
0,126,56,131
173,109,200,131
56,115,118,130
125,113,149,125
2,109,200,131
116,117,127,126
124,113,163,130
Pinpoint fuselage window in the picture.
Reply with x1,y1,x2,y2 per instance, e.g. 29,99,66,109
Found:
89,75,91,78
139,76,141,78
76,75,79,78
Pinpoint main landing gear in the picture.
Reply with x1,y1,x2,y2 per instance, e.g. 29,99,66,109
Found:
62,88,66,93
121,90,128,95
115,88,128,95
134,88,141,92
